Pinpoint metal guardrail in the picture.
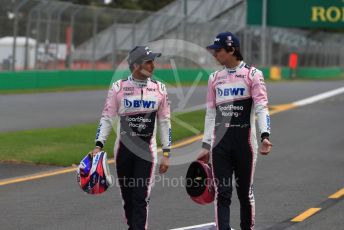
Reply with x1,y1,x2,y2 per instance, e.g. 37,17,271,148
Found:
1,0,343,71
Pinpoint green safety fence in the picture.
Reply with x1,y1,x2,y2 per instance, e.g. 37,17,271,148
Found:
0,69,214,90
296,67,342,79
0,67,342,90
261,67,342,80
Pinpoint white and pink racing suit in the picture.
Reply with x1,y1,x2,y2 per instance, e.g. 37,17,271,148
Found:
202,61,271,230
95,75,171,229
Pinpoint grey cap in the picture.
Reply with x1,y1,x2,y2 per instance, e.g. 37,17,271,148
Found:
127,46,161,65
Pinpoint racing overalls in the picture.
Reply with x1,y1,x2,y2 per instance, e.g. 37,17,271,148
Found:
95,75,171,230
202,61,271,230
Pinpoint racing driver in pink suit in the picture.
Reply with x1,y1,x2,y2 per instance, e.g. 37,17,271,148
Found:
92,46,171,230
198,32,273,230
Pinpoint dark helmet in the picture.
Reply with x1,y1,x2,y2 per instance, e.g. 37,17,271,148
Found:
76,151,113,195
186,160,215,204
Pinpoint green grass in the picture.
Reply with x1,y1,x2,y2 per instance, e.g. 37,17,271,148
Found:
0,110,206,166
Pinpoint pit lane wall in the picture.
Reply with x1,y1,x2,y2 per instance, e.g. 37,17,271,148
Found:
0,67,342,90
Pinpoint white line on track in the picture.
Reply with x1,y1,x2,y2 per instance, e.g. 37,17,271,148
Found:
293,86,344,106
170,222,216,230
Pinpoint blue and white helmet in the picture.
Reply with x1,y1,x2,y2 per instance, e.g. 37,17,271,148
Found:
76,151,113,195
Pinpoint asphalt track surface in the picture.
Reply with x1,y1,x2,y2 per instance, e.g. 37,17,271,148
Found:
0,81,343,132
1,80,344,230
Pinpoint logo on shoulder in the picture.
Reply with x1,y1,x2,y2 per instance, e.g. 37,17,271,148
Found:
160,84,166,92
113,80,121,92
251,68,257,77
158,82,166,94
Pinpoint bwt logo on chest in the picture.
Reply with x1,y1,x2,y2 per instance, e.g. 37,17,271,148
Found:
217,88,245,96
124,99,156,108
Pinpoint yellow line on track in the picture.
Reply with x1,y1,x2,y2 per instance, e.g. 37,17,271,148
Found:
172,134,203,149
0,135,204,186
328,188,344,199
269,103,297,115
0,167,77,186
291,208,321,222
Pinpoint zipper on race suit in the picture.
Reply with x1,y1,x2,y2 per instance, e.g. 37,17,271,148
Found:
141,88,143,100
